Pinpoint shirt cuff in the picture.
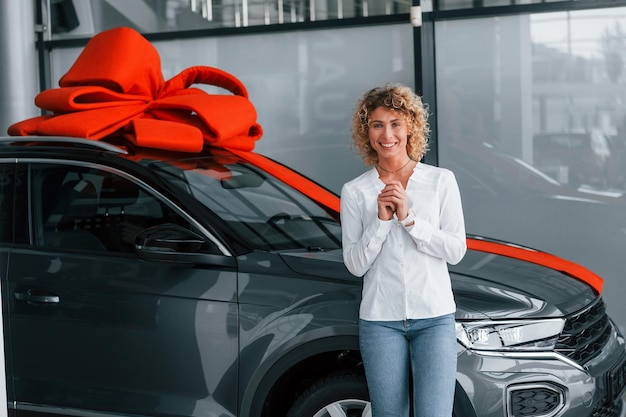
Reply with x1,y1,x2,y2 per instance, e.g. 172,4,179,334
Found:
366,217,392,249
407,217,433,247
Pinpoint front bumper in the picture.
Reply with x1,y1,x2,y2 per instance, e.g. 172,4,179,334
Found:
456,321,626,417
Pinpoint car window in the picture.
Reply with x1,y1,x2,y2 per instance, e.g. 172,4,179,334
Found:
30,163,202,254
149,158,342,251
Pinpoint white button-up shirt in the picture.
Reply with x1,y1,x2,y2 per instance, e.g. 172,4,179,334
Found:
340,163,467,321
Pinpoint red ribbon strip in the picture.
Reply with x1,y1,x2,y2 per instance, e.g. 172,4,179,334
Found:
466,238,603,293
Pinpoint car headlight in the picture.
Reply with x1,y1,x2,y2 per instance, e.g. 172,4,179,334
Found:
456,319,565,351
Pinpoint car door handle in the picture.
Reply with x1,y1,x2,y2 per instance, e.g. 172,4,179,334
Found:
14,290,60,304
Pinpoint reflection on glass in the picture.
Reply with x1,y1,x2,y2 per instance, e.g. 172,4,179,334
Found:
438,0,569,11
149,157,342,251
49,0,411,38
436,7,626,333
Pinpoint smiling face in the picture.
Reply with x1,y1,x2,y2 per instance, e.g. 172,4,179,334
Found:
368,106,409,162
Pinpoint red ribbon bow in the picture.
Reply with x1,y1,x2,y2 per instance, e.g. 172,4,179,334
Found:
8,26,262,152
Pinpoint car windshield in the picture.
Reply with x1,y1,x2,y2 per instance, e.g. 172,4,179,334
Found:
148,156,342,251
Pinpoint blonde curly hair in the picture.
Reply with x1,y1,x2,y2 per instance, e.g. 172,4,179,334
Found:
351,84,430,166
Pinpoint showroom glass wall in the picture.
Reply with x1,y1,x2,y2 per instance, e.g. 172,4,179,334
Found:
435,6,626,333
38,0,626,332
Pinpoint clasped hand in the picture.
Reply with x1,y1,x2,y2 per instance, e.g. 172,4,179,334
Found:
377,180,409,221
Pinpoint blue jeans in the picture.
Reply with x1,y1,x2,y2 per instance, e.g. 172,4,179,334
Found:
359,314,457,417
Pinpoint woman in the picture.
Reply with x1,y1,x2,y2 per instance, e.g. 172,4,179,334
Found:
340,84,467,417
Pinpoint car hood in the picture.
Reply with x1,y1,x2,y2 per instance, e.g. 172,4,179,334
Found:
279,248,598,321
450,250,598,320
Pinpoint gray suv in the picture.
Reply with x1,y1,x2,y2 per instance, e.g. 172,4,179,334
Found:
1,136,624,417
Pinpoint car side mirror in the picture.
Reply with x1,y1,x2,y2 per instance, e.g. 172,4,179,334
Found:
134,223,236,268
135,223,205,253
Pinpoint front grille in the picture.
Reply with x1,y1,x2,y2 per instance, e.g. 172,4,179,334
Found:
555,299,612,365
509,386,563,417
592,397,622,417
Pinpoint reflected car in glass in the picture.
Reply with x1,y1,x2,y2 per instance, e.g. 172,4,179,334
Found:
533,130,625,190
0,136,624,417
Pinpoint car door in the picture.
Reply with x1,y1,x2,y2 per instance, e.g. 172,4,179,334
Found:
0,161,16,417
6,162,239,417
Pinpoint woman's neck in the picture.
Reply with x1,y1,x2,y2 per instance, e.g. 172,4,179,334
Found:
377,157,412,174
376,159,417,188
